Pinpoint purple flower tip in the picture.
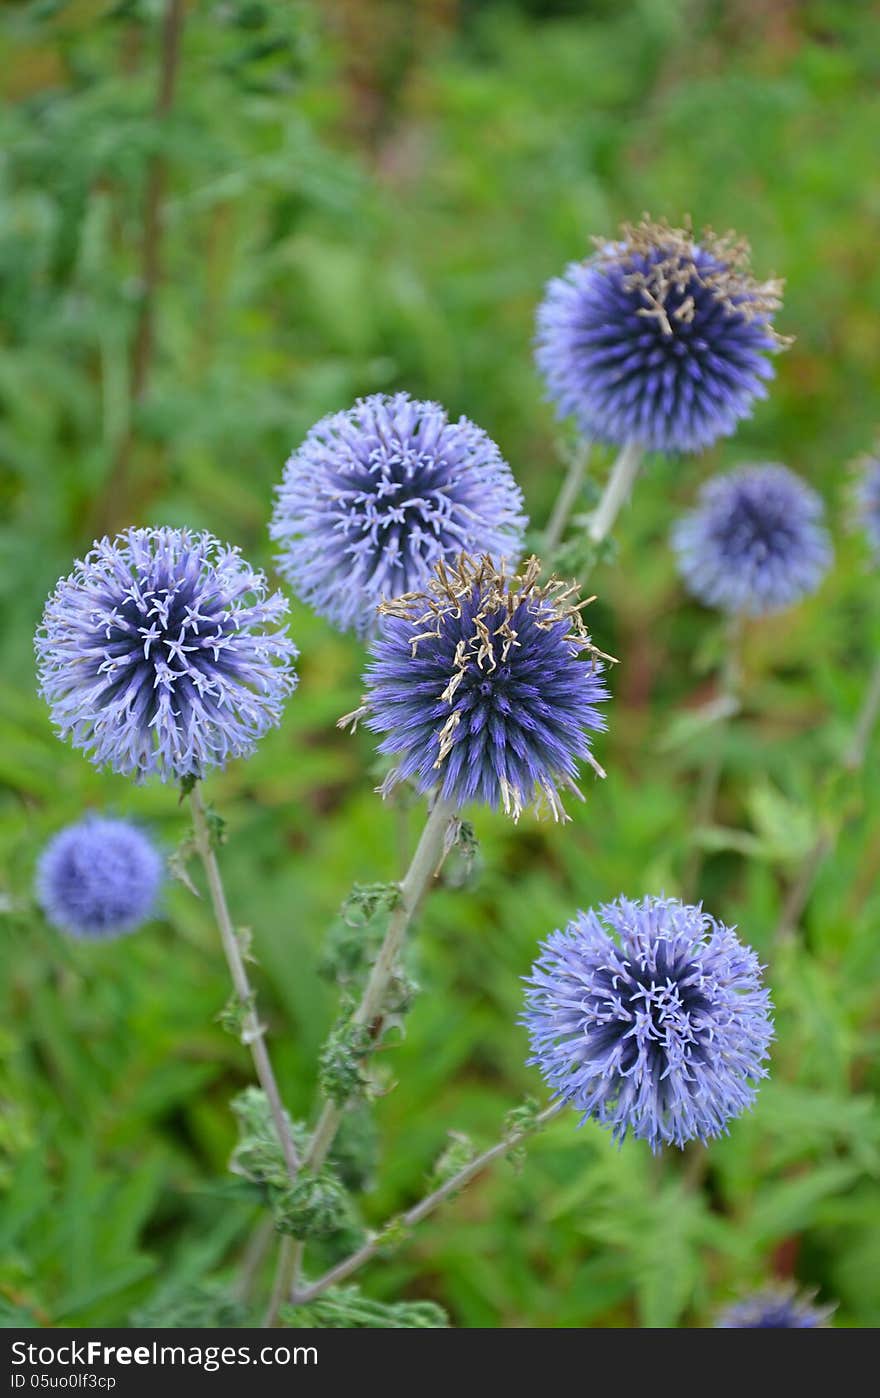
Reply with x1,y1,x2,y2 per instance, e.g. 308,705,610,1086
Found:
716,1285,834,1328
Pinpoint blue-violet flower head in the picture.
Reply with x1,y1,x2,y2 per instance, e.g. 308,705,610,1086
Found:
671,463,832,617
37,816,163,940
523,895,773,1151
345,553,610,820
535,216,787,454
716,1286,833,1329
36,528,297,781
270,393,527,636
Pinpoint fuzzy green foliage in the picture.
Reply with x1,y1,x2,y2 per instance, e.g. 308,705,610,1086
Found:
318,1021,373,1107
283,1285,448,1329
1,0,880,1329
273,1168,351,1242
429,1132,477,1194
229,1087,308,1192
318,883,402,987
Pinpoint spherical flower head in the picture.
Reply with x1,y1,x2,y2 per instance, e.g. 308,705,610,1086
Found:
36,528,297,781
853,449,880,563
671,463,832,617
535,216,787,454
523,896,773,1151
36,816,163,940
270,393,527,636
717,1286,833,1328
345,554,610,820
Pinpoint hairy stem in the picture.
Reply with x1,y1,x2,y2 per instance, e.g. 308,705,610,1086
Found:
290,1102,563,1306
543,441,590,556
774,652,880,944
189,786,300,1183
587,439,643,546
683,614,743,900
278,793,458,1311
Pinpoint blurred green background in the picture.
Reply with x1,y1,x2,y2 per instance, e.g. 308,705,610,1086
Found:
2,0,880,1328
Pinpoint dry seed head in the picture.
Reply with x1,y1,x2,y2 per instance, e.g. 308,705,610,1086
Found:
593,214,791,347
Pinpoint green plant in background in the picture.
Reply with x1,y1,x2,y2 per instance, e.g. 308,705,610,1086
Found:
2,0,880,1330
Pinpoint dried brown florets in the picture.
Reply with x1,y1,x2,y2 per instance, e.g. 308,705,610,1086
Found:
341,554,613,822
592,214,790,346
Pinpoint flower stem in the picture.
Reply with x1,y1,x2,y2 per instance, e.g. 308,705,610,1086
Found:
774,652,880,944
289,1102,563,1307
587,439,643,547
189,785,300,1183
683,613,743,901
277,792,458,1314
544,441,590,556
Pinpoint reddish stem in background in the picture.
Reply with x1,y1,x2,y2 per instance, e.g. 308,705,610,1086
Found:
95,0,185,534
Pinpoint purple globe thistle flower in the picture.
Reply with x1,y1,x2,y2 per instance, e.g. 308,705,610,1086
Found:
270,393,527,636
671,464,832,617
36,528,297,781
36,816,163,939
523,896,773,1151
853,450,880,562
535,216,787,454
343,554,610,821
717,1286,833,1328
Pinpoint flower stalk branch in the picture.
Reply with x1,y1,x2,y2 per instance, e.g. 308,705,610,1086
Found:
189,784,300,1182
289,1102,563,1307
270,793,458,1320
587,439,643,547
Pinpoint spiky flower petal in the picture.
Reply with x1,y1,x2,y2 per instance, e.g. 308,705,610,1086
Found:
37,816,162,939
536,216,787,454
36,528,297,781
271,393,527,636
523,896,773,1151
717,1286,833,1328
345,554,609,820
671,464,832,616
